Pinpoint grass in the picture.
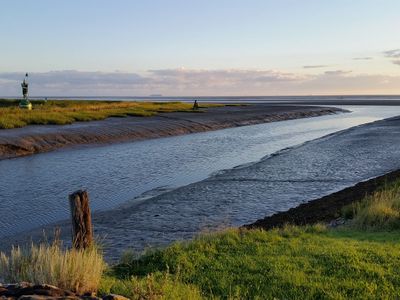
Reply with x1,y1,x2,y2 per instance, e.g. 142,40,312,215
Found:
2,177,399,298
100,273,202,299
342,180,400,230
0,99,221,129
102,226,400,299
0,241,105,295
100,180,400,299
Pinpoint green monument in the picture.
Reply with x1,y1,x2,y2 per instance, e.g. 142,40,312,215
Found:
19,73,32,110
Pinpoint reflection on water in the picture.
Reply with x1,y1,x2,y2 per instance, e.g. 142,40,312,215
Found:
0,105,400,237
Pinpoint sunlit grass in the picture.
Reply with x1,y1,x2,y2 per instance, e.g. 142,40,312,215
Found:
0,99,222,129
102,180,400,299
2,153,399,298
105,225,400,299
99,273,202,300
0,242,106,295
342,180,400,230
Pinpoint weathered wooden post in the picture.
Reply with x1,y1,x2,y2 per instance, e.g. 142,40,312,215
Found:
68,190,93,249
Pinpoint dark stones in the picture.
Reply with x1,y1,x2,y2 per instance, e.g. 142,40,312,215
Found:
0,283,129,300
102,295,129,300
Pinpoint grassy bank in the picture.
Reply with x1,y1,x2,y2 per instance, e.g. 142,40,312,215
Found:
0,99,220,129
2,179,400,299
100,180,400,299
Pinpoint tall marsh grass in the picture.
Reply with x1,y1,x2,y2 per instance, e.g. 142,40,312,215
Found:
0,100,220,129
343,181,400,230
0,242,106,294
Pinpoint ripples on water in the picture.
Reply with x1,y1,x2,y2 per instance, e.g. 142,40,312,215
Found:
1,105,400,237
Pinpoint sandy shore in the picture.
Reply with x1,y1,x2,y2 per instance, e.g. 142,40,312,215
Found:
0,104,343,160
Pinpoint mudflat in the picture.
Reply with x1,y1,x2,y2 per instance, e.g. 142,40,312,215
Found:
0,104,341,160
4,113,400,261
244,168,400,230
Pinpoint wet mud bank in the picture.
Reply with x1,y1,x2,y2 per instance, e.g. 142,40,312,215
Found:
245,169,400,230
0,104,342,160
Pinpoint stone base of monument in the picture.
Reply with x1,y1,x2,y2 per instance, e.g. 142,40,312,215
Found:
19,99,32,110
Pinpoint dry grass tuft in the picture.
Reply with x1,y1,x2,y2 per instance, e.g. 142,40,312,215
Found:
343,181,400,230
0,242,106,294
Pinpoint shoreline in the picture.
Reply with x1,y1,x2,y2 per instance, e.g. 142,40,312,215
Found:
244,168,400,230
2,168,399,261
3,112,400,261
0,104,343,160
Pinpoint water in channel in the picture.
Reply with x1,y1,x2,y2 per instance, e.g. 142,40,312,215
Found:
1,105,400,238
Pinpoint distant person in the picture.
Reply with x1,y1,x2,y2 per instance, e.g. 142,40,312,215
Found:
193,100,199,110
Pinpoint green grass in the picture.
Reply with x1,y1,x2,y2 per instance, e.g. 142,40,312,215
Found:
100,180,400,299
0,99,221,129
100,273,202,299
101,226,400,299
2,170,399,299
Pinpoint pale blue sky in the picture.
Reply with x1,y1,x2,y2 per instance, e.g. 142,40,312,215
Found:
1,0,399,96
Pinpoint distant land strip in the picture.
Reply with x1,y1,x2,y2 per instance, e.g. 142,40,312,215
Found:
0,104,344,160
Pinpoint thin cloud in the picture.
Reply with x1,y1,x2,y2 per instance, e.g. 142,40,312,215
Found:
0,71,151,86
148,69,302,83
384,49,400,58
1,69,400,96
0,69,305,96
353,57,373,60
303,65,329,69
383,49,400,66
323,70,352,76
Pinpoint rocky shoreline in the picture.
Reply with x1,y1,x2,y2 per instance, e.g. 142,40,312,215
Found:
0,282,128,300
0,104,343,160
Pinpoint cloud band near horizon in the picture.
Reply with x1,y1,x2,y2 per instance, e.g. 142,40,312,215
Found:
1,69,400,96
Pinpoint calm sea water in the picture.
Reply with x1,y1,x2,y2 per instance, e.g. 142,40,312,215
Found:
1,105,400,238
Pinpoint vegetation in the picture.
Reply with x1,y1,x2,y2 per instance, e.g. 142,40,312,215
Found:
0,99,221,129
100,226,400,299
2,178,400,299
0,242,105,295
342,180,400,230
100,273,202,299
100,180,400,299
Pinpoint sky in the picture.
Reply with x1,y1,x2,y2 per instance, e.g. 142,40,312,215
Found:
1,0,400,96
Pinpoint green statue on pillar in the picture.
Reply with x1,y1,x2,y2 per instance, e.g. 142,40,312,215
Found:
20,73,32,110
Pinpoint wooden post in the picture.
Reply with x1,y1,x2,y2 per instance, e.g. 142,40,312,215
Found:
68,190,93,249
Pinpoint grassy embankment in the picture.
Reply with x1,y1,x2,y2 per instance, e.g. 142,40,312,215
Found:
1,180,400,299
0,99,221,129
100,180,400,299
